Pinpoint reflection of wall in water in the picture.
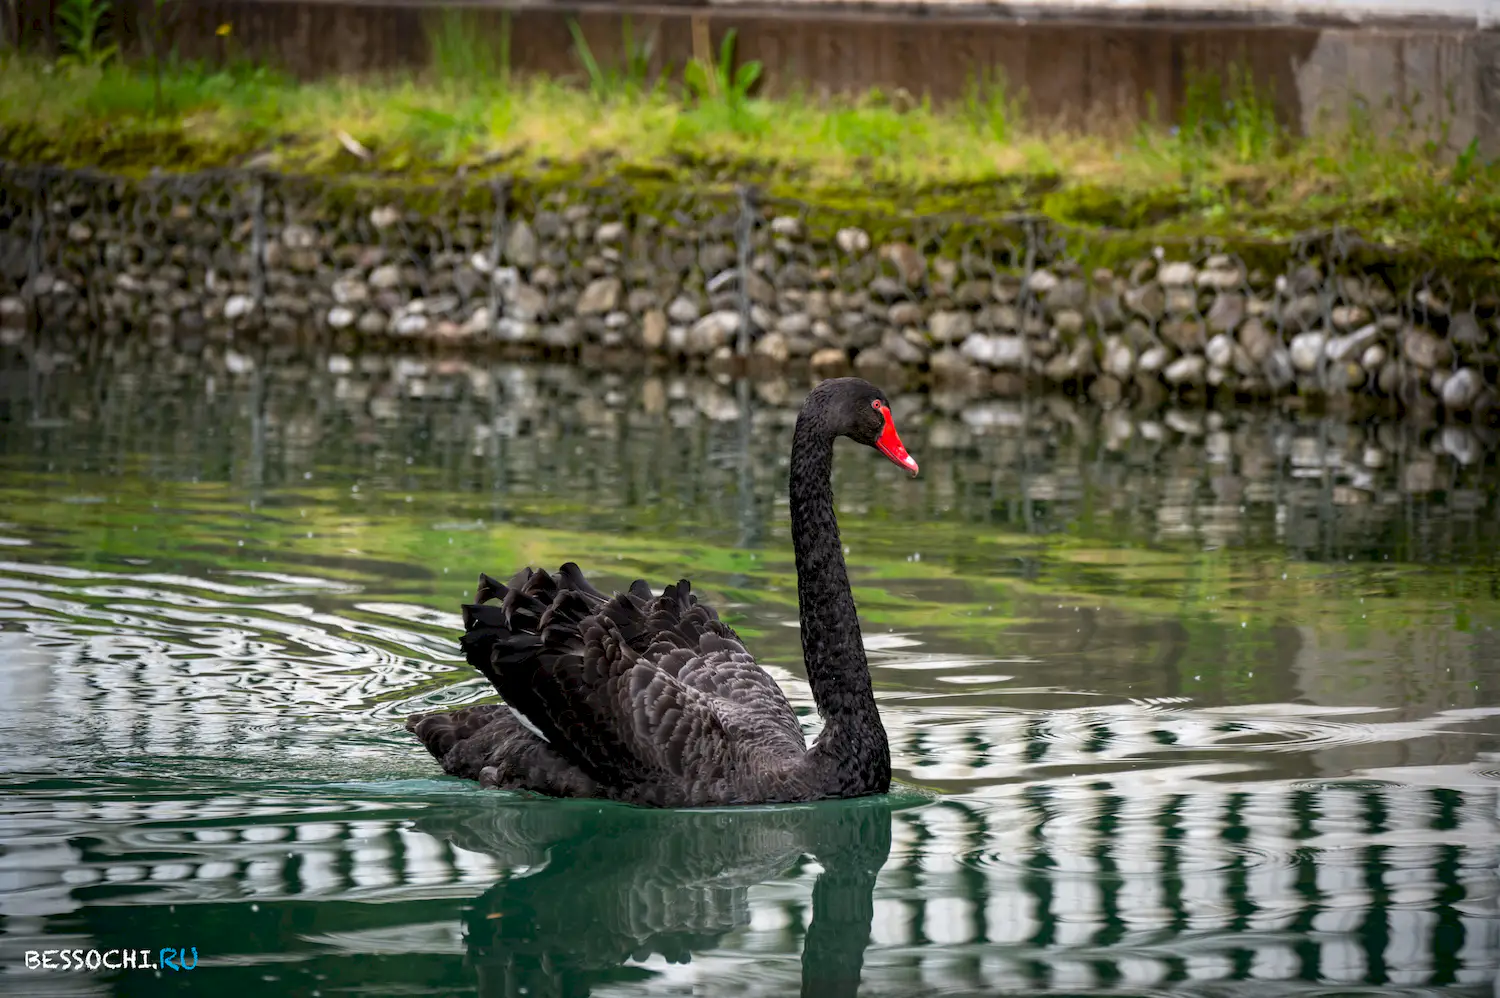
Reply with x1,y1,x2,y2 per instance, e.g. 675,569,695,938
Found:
2,784,1493,994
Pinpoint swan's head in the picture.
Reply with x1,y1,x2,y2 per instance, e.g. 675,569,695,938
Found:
807,377,919,477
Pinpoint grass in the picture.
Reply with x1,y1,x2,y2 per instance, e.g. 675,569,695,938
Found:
1,23,1498,267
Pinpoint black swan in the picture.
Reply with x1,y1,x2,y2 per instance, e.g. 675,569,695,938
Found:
406,377,919,806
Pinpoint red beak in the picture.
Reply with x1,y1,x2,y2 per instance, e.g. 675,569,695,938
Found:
876,405,919,477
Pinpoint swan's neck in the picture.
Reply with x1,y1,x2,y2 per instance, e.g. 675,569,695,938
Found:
789,417,890,796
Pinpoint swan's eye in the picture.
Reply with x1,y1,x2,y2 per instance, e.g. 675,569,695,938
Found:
871,400,884,412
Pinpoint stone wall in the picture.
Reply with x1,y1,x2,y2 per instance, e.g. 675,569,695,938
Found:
1,163,1497,420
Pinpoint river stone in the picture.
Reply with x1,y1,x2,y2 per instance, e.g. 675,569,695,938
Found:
577,277,622,316
927,348,973,379
1052,340,1096,380
369,264,402,290
640,309,667,350
1026,268,1060,297
1165,287,1198,316
688,311,741,355
867,276,906,303
776,312,812,338
979,304,1019,333
282,223,317,250
1162,318,1206,353
459,306,492,337
595,221,625,245
881,329,927,366
1325,324,1380,364
754,331,791,364
889,301,924,327
1102,337,1134,380
1441,367,1482,410
879,243,926,287
1289,331,1326,373
504,221,539,268
1198,263,1243,291
1124,284,1165,322
1361,343,1387,370
1051,309,1084,339
667,295,701,324
1089,374,1125,406
1205,333,1234,369
1158,261,1197,288
1281,293,1321,333
626,288,658,315
368,205,400,229
1137,345,1170,375
1237,317,1275,364
854,346,900,374
357,310,388,334
505,284,547,321
1207,293,1246,333
960,333,1025,370
1416,288,1449,317
836,228,871,255
0,297,25,328
929,310,974,344
224,294,255,320
1164,354,1206,385
541,321,580,350
1450,312,1487,348
327,306,355,330
393,313,429,336
1264,349,1295,390
1341,361,1369,391
954,280,991,307
1330,304,1370,331
1047,279,1087,313
810,347,850,372
776,263,816,289
770,216,802,239
1400,326,1452,369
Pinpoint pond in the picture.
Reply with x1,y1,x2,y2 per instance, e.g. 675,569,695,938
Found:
1,332,1498,997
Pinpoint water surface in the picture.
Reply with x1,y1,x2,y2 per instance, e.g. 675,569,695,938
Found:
1,332,1498,996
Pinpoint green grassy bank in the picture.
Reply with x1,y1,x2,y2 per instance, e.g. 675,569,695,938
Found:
3,12,1499,266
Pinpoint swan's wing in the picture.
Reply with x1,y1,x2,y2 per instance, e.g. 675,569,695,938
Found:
633,578,805,745
459,565,804,804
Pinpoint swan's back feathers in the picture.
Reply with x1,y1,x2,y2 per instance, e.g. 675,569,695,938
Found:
444,563,807,806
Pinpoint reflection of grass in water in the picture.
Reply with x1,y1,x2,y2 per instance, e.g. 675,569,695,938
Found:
1,468,1490,659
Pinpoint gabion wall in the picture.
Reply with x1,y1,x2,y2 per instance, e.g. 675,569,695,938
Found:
1,162,1496,419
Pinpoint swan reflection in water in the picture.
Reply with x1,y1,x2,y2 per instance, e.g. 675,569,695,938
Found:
418,795,901,998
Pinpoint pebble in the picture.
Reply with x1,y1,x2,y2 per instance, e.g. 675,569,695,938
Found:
1164,354,1206,385
1289,331,1326,373
224,294,255,320
835,228,871,255
1441,367,1481,410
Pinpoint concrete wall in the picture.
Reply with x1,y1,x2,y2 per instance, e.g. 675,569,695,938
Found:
10,0,1500,152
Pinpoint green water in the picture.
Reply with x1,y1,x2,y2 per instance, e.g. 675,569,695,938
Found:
1,333,1498,996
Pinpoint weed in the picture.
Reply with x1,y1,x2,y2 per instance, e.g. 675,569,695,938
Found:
962,66,1023,144
679,28,762,135
426,8,510,86
568,17,663,102
1174,62,1280,175
56,0,116,69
